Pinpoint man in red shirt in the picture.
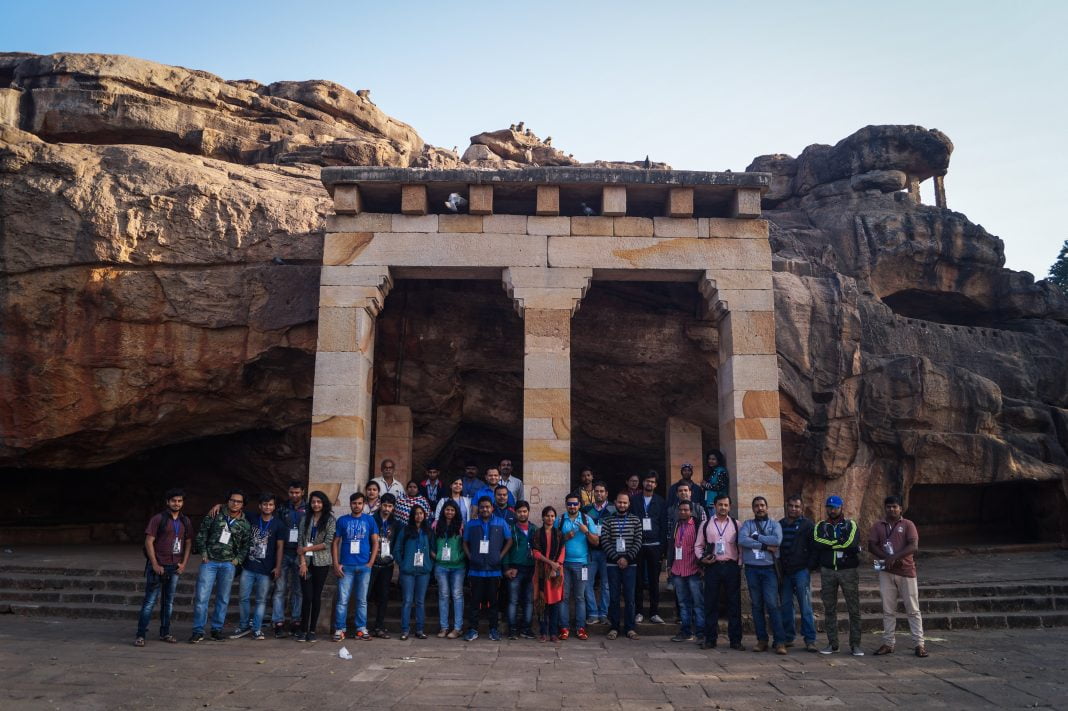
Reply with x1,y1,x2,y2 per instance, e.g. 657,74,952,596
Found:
668,501,704,642
868,495,928,658
135,488,192,647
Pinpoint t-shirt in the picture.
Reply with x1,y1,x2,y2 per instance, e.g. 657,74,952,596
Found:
145,513,190,566
868,517,918,578
243,515,286,575
336,513,380,567
555,512,600,565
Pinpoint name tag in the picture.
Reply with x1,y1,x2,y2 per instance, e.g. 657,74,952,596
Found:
581,567,588,581
642,517,652,532
218,528,231,545
675,546,684,560
616,537,627,553
479,539,490,555
252,541,266,559
754,549,765,561
380,540,391,559
172,538,182,555
414,550,425,567
441,545,452,562
350,540,361,555
288,528,298,543
835,551,843,559
883,542,894,556
715,540,726,556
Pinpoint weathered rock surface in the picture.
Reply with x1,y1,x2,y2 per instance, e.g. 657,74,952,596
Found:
1,53,1066,539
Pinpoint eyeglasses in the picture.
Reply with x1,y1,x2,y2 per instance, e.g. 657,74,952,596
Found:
228,498,244,504
565,502,580,506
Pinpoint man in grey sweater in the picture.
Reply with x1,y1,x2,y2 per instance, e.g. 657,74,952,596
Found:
738,496,787,654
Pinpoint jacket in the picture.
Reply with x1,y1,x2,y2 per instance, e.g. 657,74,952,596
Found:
372,512,399,567
813,518,860,570
194,513,252,565
629,493,668,548
463,516,511,574
599,512,643,563
502,521,537,568
778,516,816,574
297,514,336,567
395,526,433,575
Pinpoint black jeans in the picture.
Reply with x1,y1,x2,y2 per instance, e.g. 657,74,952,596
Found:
466,575,500,632
703,559,742,645
634,545,663,617
369,563,393,630
298,564,329,634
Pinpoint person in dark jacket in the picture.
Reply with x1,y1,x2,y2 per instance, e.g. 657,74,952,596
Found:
600,492,643,639
778,494,818,652
813,495,862,656
630,471,668,624
462,496,513,641
369,494,399,638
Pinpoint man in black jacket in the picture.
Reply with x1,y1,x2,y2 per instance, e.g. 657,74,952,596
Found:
778,494,817,652
630,471,668,624
813,495,863,656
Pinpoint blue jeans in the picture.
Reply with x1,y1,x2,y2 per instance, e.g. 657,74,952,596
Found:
672,573,705,637
191,560,236,634
333,565,372,632
745,565,786,645
507,566,534,633
779,568,817,644
272,552,302,625
136,562,180,638
561,562,587,631
435,566,465,631
399,572,430,634
237,569,272,633
585,549,609,620
606,563,637,633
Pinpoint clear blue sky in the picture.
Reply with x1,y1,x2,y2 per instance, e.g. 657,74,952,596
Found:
3,0,1065,277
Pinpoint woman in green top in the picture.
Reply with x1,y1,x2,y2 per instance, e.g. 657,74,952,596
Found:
431,499,466,638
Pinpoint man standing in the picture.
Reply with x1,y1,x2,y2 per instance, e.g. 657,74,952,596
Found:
189,490,251,643
631,471,668,624
668,482,707,533
135,488,192,647
419,464,445,512
695,494,743,650
473,468,515,511
231,494,285,640
461,461,483,499
667,463,697,507
502,500,536,640
668,501,704,643
601,492,642,640
555,493,600,640
582,481,615,625
814,495,863,656
779,494,818,652
499,458,524,502
332,492,379,641
739,497,787,654
369,494,399,638
574,467,595,507
463,497,513,641
371,459,406,500
869,495,927,657
493,485,517,525
273,481,305,637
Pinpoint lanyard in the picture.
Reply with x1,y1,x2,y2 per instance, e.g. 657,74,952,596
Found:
257,518,269,537
675,519,691,547
713,517,729,538
755,519,768,536
172,518,181,539
480,520,490,540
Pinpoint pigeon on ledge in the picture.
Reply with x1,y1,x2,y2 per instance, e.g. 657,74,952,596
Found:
445,193,468,213
580,202,596,217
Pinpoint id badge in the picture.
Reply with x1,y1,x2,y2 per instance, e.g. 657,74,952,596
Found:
253,542,266,559
441,544,452,562
218,528,231,545
615,537,626,553
642,517,652,532
478,539,489,555
883,541,894,556
288,528,298,543
350,540,361,555
835,550,843,559
172,538,181,555
380,540,391,559
581,567,588,581
414,551,425,567
715,540,726,556
675,546,684,560
754,549,765,561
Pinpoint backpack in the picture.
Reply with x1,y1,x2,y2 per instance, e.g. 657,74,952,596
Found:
145,511,192,559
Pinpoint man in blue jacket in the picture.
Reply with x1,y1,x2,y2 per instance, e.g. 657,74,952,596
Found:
462,496,513,641
630,471,668,624
739,496,787,654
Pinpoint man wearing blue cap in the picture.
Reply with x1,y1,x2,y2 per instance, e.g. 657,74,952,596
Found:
813,495,863,656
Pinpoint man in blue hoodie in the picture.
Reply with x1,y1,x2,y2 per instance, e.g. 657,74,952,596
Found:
462,496,513,641
739,496,787,654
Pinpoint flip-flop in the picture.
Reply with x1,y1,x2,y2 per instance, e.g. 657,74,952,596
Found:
134,637,145,647
159,635,178,643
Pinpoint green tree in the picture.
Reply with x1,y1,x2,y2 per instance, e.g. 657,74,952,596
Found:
1049,240,1068,292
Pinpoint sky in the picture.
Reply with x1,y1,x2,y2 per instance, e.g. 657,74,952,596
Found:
3,0,1065,277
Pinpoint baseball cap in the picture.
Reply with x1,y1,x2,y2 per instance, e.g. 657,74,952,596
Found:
825,495,843,508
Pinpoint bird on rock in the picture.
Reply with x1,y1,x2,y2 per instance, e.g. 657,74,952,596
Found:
510,123,517,131
444,193,468,213
643,155,651,169
580,202,596,217
516,121,525,132
544,136,552,146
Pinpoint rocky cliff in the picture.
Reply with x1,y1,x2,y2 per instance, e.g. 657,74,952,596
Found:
2,53,1066,540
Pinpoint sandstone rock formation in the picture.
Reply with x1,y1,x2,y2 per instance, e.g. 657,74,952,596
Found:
1,53,1065,541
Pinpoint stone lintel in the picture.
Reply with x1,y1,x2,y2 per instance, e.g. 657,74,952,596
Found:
503,267,593,317
536,185,560,216
400,184,428,215
469,185,494,215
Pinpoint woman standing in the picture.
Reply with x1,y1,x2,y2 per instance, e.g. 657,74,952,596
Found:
296,491,336,642
395,480,432,525
700,450,730,513
531,506,566,642
431,499,466,638
364,481,382,515
433,476,472,523
395,504,433,640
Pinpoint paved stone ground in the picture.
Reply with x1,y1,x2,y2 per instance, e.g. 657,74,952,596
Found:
2,616,1066,710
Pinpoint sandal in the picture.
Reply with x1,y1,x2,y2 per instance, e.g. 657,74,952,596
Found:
159,635,178,644
133,637,145,647
915,645,929,658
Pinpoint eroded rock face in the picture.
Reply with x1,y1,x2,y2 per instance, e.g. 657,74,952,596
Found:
1,54,1066,539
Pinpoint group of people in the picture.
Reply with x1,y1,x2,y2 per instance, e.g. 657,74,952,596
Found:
134,453,928,659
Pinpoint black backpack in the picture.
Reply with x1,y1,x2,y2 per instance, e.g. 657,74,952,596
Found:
144,511,192,559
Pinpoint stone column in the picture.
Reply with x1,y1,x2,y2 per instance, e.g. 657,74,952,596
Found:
907,176,922,204
933,175,947,208
308,265,392,505
700,271,784,517
665,417,703,487
373,405,413,482
503,267,593,511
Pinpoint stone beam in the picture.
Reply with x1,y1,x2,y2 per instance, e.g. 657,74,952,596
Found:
602,185,626,217
504,267,593,510
536,185,560,216
400,185,428,215
469,185,493,215
309,266,392,506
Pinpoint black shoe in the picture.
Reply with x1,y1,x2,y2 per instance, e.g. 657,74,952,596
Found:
306,632,317,643
188,632,204,644
520,629,537,639
508,630,518,640
699,640,717,650
210,629,225,642
730,642,746,651
294,632,307,642
274,624,287,639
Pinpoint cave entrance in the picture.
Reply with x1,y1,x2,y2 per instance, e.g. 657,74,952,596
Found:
570,281,718,498
908,481,1068,545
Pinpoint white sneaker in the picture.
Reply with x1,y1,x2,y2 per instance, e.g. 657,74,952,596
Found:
818,645,838,655
635,614,644,623
650,615,666,624
850,646,865,657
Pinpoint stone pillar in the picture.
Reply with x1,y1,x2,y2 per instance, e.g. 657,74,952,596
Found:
933,175,947,209
308,266,392,506
373,405,413,483
907,176,922,204
665,417,703,487
503,267,593,511
700,271,784,517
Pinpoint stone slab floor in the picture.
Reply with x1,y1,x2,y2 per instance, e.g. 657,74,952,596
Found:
1,616,1066,710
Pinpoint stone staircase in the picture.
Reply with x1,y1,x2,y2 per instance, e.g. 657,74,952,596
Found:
2,557,1066,636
